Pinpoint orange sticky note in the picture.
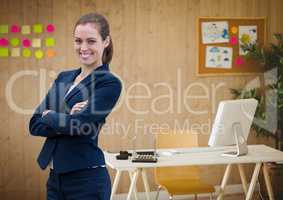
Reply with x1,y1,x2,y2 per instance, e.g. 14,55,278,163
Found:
46,49,55,58
231,26,238,34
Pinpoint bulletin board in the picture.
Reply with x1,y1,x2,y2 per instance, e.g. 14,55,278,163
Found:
197,17,266,76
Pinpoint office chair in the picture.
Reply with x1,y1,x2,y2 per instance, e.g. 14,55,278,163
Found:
155,131,215,200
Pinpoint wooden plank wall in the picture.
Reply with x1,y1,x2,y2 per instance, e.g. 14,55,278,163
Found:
0,0,282,199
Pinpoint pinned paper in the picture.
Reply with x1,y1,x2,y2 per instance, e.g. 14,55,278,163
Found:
22,48,31,58
32,38,41,48
205,46,233,69
0,48,9,57
202,21,229,44
235,56,245,66
0,25,9,34
11,25,20,33
11,48,20,57
22,25,31,34
0,38,9,46
231,26,238,34
239,26,257,55
230,36,238,45
22,39,31,47
46,49,55,57
35,50,43,59
46,24,55,33
33,24,43,33
45,37,55,47
10,38,20,46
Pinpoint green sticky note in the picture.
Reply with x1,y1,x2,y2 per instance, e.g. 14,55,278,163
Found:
35,49,44,59
45,37,55,47
11,48,20,57
0,25,8,34
33,24,43,33
22,48,31,57
32,38,41,48
22,25,31,34
10,38,20,46
0,48,9,57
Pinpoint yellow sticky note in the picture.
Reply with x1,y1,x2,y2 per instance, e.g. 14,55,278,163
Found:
33,24,43,33
32,38,41,48
0,25,8,34
22,48,31,58
45,37,55,47
22,25,31,34
0,48,9,57
10,38,20,47
35,50,44,59
11,48,20,57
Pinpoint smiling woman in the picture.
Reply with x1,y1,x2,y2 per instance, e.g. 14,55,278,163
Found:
74,22,110,70
74,13,112,69
29,13,122,200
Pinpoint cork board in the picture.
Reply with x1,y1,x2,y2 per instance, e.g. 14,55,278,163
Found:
197,17,266,76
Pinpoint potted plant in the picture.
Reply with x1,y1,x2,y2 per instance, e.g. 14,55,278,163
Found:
230,33,283,199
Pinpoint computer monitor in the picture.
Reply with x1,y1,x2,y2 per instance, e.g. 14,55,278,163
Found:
208,98,258,157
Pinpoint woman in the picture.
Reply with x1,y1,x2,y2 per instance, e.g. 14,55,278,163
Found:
29,13,122,200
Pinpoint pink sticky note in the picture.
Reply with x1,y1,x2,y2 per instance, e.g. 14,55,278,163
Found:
0,38,9,46
46,24,55,33
22,39,31,47
230,36,238,45
11,25,21,33
235,56,245,66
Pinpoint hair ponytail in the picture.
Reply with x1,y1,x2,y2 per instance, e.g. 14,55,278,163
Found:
102,36,113,64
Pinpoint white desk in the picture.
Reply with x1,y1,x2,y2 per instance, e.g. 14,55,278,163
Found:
104,145,283,200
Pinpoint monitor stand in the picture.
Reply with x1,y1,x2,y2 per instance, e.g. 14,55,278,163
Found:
222,122,248,157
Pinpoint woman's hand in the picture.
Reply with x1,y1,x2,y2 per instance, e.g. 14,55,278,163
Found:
70,100,88,115
42,110,52,117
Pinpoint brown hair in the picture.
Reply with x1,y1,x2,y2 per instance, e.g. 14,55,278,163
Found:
74,13,113,64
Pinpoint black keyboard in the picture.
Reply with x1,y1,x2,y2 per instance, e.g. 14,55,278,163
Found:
132,154,158,163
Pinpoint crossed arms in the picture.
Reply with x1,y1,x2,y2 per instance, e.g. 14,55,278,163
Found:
29,78,122,138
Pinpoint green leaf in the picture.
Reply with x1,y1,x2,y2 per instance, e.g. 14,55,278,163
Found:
230,33,283,143
229,88,242,98
274,33,283,44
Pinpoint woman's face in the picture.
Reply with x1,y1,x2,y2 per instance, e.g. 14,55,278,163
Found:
74,23,109,67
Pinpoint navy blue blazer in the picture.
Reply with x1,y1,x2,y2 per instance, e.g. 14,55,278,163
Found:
29,64,122,173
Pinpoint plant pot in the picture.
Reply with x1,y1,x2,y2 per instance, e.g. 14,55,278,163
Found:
259,162,283,199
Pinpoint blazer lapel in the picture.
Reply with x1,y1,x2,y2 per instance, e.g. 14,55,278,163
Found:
62,68,81,91
63,64,109,103
64,72,95,103
56,68,80,113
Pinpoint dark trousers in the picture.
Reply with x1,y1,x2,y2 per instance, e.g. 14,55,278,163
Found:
47,167,111,200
